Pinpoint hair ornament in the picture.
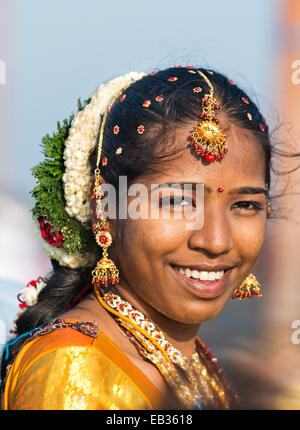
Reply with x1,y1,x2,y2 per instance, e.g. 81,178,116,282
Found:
143,100,151,107
113,125,120,134
155,95,164,102
137,125,145,134
116,147,123,155
30,71,146,269
259,123,265,132
190,70,227,163
193,87,202,93
168,76,178,82
242,97,249,104
247,113,252,121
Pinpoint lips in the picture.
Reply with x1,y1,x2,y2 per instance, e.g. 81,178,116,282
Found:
171,265,233,299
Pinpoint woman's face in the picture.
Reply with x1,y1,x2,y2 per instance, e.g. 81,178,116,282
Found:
112,122,267,325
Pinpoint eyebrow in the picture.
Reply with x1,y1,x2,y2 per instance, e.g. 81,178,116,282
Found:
151,182,268,197
226,186,268,197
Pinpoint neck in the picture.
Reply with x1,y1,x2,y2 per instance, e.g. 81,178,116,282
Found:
107,282,201,359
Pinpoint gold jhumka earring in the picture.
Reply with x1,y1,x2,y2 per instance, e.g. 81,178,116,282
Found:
232,273,262,300
91,173,119,288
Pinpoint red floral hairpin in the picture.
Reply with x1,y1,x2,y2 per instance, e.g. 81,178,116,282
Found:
137,125,145,134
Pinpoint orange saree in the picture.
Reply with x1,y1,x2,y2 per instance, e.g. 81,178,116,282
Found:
2,319,167,410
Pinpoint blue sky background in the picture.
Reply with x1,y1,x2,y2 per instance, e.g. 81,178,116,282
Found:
15,0,278,204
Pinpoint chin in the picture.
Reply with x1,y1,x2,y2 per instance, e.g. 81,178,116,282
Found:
160,298,227,326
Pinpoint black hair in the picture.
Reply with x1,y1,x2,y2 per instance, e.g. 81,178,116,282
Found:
0,66,292,392
94,67,272,188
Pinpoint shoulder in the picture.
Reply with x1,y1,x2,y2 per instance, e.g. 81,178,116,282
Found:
2,319,154,410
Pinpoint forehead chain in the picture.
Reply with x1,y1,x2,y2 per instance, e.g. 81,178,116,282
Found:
196,69,214,92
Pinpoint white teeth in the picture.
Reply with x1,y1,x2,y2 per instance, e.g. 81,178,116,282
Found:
191,270,199,279
185,268,192,277
175,267,225,281
198,271,209,280
208,272,215,281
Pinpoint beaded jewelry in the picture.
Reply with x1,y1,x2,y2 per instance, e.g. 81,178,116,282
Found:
94,287,238,409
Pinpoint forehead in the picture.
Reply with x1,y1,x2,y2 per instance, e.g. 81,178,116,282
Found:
147,123,266,187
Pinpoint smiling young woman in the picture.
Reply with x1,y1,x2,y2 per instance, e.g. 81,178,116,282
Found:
1,66,273,410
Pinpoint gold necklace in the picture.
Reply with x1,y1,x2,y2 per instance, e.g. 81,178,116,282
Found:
94,286,238,409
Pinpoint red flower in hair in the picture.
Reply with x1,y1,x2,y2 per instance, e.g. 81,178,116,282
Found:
37,217,64,247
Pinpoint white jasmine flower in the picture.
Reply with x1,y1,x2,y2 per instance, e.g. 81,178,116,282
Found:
18,279,46,306
63,72,146,226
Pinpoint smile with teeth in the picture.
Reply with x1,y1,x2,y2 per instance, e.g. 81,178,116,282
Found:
173,267,225,281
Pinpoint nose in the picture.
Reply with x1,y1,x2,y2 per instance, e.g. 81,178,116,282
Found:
187,206,234,256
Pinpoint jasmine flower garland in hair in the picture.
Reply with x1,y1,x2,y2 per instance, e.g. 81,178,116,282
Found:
31,99,96,268
62,72,146,224
31,72,146,269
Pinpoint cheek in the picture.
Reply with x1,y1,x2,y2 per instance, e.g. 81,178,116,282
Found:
232,216,266,261
119,219,185,262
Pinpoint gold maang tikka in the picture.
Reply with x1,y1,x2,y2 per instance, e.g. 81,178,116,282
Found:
190,70,227,162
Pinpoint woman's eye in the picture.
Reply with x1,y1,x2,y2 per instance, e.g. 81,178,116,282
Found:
233,201,263,212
